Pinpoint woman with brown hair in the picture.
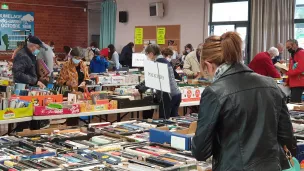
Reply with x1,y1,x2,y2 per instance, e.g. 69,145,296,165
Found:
191,32,296,170
182,43,194,61
161,48,181,80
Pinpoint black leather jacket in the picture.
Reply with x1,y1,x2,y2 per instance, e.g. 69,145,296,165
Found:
192,63,296,171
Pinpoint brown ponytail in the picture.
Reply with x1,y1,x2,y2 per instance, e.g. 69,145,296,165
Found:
201,31,243,67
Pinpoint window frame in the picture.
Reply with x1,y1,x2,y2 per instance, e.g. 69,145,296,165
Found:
295,0,304,48
209,0,251,63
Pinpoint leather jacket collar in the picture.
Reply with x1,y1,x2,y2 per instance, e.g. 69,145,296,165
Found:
217,63,253,81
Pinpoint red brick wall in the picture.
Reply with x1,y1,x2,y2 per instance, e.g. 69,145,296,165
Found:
0,0,88,60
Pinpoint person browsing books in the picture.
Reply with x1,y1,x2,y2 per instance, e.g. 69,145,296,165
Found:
12,36,46,88
57,47,90,92
281,39,304,102
248,47,281,78
136,44,181,119
90,51,109,73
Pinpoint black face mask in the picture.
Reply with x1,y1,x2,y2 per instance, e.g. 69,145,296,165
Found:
288,48,296,54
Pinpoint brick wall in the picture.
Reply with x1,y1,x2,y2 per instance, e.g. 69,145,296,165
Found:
0,0,88,60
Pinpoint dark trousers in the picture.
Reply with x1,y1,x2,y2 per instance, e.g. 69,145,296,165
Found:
143,109,154,119
142,93,181,119
290,87,304,103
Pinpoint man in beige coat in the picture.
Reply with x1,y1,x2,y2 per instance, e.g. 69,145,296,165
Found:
183,43,203,78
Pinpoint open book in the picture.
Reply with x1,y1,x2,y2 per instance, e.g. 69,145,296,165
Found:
275,62,289,71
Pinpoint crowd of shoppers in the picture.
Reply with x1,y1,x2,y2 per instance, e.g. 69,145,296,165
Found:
9,31,303,170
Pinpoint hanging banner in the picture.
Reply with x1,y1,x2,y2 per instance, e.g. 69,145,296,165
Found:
0,10,35,51
157,27,166,45
134,28,143,45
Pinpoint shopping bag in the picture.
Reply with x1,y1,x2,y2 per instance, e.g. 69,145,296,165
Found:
283,145,300,171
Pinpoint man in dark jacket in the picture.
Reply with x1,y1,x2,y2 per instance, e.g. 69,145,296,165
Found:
120,42,134,67
13,36,48,132
13,36,46,88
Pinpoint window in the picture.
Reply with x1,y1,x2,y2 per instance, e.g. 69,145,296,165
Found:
210,0,250,63
212,1,248,22
295,0,304,19
295,0,304,48
295,23,304,48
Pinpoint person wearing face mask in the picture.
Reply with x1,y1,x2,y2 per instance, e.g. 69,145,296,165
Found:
248,47,281,78
282,39,304,102
183,43,203,78
85,42,100,61
181,44,194,62
161,48,182,80
137,44,181,119
57,47,89,92
192,32,296,171
12,36,46,89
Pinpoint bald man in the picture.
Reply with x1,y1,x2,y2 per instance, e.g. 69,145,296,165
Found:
272,43,284,64
183,43,203,78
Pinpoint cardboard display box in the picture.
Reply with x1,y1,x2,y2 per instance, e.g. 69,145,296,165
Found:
0,103,33,120
79,100,118,112
18,95,63,106
149,121,197,150
34,104,80,116
180,87,205,102
111,95,154,109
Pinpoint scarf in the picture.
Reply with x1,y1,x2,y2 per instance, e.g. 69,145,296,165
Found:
212,63,231,82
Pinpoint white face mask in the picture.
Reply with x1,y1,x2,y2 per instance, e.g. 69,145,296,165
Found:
166,57,171,62
186,49,191,53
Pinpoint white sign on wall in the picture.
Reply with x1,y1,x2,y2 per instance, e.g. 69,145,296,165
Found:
144,60,171,93
132,53,147,67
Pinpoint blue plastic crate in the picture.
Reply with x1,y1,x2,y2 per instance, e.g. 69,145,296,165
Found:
297,143,304,162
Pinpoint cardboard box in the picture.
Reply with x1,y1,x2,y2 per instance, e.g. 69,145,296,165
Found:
0,103,33,120
98,76,112,84
18,95,63,106
17,126,81,136
125,75,139,84
79,100,117,112
111,76,126,84
34,104,80,116
149,121,197,150
181,87,205,102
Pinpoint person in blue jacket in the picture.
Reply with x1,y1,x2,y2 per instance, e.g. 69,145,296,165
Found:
90,51,109,73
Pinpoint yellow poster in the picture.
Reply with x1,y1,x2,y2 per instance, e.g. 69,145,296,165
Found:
157,27,166,45
135,28,143,45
